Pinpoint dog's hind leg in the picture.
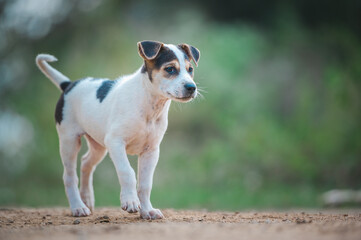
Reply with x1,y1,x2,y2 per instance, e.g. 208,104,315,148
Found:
80,135,107,212
59,133,91,217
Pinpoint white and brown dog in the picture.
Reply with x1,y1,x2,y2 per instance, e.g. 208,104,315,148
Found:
36,41,200,220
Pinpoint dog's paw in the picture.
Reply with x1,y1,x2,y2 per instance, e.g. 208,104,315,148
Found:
140,208,164,220
70,203,91,217
121,196,141,213
71,206,91,217
80,191,95,212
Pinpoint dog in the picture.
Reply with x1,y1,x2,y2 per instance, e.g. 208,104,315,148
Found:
35,41,200,220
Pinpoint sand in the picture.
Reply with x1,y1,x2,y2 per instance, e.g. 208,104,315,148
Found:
1,207,360,240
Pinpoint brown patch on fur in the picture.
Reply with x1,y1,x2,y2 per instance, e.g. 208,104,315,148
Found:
143,61,155,81
161,60,180,79
184,61,194,77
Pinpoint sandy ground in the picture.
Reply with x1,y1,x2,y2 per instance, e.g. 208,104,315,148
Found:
0,207,360,240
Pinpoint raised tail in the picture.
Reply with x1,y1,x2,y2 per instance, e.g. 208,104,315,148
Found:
36,54,71,91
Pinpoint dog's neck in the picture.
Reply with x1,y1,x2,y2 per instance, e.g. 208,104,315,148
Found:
137,68,171,121
146,95,170,122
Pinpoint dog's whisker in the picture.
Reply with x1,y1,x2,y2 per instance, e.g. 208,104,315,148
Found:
197,88,207,94
196,91,205,100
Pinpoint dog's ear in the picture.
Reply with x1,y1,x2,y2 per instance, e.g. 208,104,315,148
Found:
138,40,164,60
178,44,200,66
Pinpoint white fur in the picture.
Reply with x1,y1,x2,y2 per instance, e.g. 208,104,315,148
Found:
36,44,198,220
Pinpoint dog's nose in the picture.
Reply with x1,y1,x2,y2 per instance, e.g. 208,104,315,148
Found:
184,83,196,94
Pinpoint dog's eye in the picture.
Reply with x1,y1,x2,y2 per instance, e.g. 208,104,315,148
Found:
188,67,193,73
165,66,176,74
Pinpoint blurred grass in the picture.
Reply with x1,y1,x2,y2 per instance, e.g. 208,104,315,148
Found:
1,6,360,210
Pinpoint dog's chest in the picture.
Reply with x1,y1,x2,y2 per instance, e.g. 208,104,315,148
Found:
125,116,167,155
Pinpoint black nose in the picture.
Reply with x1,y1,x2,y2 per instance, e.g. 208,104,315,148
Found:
184,83,196,94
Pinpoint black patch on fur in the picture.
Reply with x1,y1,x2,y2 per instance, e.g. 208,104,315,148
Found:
60,81,71,91
55,93,65,124
60,78,85,93
139,41,163,59
54,80,82,124
154,47,177,69
64,81,80,94
190,46,200,63
96,80,116,102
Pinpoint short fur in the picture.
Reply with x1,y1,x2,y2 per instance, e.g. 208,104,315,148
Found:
35,41,200,220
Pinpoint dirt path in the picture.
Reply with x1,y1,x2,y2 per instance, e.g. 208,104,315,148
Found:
1,208,360,240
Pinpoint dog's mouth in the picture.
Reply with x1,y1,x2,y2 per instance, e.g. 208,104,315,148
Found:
167,92,195,102
175,96,193,102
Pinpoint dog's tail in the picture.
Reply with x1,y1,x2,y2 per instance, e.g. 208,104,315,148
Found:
36,54,71,91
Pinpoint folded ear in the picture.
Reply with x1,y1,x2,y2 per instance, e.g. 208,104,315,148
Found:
178,44,200,66
138,40,164,60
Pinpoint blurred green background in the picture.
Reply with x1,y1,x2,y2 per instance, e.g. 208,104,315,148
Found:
0,0,360,210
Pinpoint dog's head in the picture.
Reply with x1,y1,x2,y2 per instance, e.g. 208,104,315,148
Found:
138,40,200,102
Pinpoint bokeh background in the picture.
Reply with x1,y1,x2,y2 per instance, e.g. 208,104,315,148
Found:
0,0,360,210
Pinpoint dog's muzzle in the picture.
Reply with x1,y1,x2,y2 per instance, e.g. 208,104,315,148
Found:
167,83,197,102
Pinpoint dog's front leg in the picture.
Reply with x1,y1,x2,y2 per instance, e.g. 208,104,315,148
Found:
105,137,140,213
137,148,164,219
